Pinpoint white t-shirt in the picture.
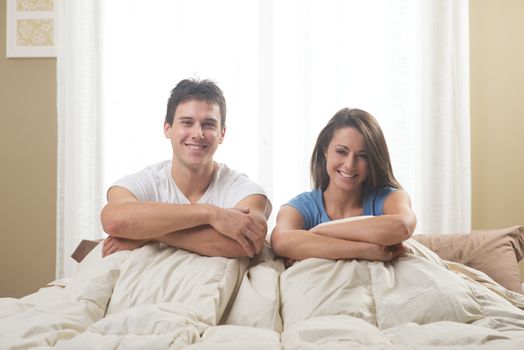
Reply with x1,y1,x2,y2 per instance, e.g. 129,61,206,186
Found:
110,160,268,208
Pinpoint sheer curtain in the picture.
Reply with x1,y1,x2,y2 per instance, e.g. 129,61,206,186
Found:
57,0,470,278
56,0,103,278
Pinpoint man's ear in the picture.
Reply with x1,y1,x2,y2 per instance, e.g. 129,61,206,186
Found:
219,127,226,144
164,122,172,138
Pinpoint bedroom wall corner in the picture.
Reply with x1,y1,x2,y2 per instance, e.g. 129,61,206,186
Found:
470,0,524,281
0,0,57,297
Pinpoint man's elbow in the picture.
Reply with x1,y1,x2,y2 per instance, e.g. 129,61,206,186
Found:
101,205,128,236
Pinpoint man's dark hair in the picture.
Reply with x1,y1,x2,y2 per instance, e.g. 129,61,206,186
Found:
165,78,227,128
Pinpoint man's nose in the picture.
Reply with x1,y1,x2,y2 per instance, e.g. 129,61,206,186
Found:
192,124,204,139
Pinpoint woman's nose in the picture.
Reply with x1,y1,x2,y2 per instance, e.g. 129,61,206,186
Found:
345,154,357,168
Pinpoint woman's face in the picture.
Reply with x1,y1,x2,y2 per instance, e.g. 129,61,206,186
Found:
324,127,369,193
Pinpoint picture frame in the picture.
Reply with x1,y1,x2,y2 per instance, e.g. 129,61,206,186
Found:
6,0,57,58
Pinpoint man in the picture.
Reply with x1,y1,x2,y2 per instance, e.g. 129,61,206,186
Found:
101,78,271,258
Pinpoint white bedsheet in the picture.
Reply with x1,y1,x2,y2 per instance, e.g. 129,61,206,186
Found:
1,239,524,349
280,239,524,349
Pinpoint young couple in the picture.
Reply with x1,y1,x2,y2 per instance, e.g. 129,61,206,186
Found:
101,78,416,264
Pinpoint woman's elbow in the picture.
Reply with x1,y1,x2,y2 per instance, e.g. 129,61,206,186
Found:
270,229,290,257
397,214,416,241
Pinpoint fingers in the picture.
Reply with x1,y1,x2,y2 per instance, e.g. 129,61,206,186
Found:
102,236,135,257
233,224,262,257
244,219,267,254
236,234,255,257
104,237,124,257
215,208,267,257
237,214,266,243
102,237,112,257
244,229,264,253
384,243,404,261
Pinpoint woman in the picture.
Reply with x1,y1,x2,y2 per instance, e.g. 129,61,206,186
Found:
271,108,416,263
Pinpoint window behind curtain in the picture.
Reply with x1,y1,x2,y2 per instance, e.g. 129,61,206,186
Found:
57,0,470,277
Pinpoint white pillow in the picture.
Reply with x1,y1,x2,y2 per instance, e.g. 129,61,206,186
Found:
106,243,248,326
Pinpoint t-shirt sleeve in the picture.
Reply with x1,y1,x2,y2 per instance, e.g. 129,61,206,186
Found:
285,192,320,230
363,187,396,216
109,171,158,202
224,174,268,208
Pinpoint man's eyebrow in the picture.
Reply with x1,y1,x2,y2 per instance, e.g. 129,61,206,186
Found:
176,116,218,124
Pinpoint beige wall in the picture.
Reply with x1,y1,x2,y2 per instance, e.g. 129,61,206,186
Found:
470,0,524,278
0,0,56,297
470,0,524,229
0,0,523,297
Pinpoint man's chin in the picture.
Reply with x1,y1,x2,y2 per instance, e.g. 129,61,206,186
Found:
184,158,213,170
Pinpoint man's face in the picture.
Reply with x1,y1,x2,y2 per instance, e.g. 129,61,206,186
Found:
164,99,225,171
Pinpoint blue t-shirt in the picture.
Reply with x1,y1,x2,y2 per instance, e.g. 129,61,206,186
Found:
286,187,395,230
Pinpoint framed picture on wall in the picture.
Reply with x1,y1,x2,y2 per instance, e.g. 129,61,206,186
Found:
6,0,57,58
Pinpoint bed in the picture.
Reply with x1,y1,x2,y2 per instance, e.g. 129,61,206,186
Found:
1,226,524,349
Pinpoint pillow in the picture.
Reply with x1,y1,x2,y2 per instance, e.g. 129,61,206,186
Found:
413,226,524,293
105,244,248,326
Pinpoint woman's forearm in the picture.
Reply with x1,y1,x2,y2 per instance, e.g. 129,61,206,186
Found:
271,229,387,261
310,214,413,246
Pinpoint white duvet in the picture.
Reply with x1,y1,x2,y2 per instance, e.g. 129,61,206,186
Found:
1,239,524,349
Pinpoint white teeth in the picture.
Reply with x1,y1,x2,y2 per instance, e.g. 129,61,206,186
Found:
186,144,205,149
338,171,356,178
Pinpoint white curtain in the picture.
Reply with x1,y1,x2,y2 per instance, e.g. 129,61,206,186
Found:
57,0,470,278
56,0,104,278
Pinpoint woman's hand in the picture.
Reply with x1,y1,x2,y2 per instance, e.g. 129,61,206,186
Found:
361,242,406,262
102,236,150,257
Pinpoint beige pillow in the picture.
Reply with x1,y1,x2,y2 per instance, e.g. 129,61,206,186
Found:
413,226,524,293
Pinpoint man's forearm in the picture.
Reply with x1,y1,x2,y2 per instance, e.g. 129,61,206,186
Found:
101,201,217,240
155,225,248,258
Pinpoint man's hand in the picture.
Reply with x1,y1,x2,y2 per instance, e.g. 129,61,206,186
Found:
102,236,149,257
209,207,266,257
